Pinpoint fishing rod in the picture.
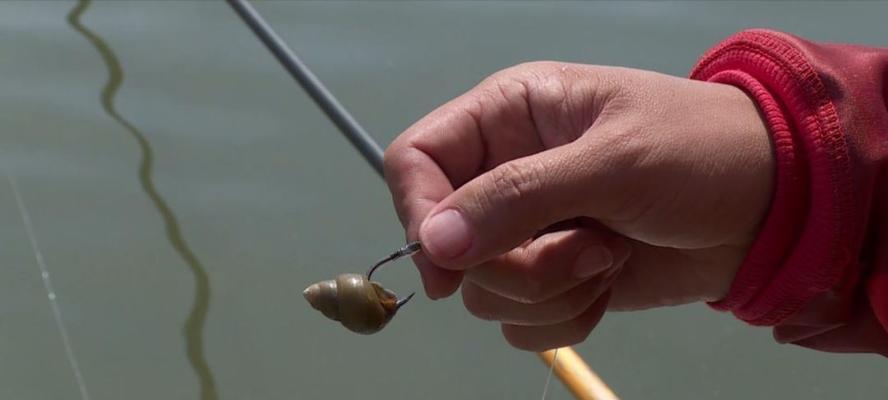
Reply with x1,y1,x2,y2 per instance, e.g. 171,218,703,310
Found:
225,1,615,399
226,0,383,174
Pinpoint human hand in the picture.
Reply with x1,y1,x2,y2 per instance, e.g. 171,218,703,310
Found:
384,62,773,351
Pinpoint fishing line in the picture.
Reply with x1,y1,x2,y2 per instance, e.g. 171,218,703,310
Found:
66,1,218,399
6,171,91,400
540,347,559,400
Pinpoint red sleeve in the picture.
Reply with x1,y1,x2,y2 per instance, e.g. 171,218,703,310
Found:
689,29,888,355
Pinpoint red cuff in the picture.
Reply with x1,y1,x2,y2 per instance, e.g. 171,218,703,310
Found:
690,30,857,326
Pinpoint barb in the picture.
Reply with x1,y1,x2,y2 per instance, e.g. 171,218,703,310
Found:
67,1,218,399
6,171,91,400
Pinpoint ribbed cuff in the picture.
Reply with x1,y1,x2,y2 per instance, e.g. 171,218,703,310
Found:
690,30,853,325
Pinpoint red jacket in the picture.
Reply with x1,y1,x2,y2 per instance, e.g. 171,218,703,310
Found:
690,30,888,355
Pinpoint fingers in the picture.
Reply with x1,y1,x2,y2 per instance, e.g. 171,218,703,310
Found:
464,228,631,304
384,64,587,299
418,141,622,269
501,292,611,352
383,113,473,299
608,241,746,311
412,253,463,300
383,69,547,299
458,227,626,350
461,268,619,326
384,63,623,296
459,228,625,326
384,66,553,234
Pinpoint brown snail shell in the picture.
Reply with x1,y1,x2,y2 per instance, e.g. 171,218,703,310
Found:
303,273,402,334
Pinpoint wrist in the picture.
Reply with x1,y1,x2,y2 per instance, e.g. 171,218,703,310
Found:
716,83,776,243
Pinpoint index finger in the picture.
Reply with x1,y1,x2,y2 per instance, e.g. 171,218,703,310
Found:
383,72,547,297
383,102,482,299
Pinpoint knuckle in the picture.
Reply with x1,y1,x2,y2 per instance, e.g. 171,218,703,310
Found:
514,60,559,71
484,162,541,206
381,147,424,194
382,148,401,181
382,141,413,178
480,62,560,103
477,74,529,108
382,141,399,168
490,61,558,81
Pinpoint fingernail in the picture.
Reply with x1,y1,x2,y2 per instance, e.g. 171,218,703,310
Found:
573,245,613,279
421,209,472,260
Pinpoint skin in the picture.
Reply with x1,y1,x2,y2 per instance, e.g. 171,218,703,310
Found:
383,62,773,351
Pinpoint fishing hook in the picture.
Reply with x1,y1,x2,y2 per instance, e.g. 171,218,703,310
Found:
367,241,421,310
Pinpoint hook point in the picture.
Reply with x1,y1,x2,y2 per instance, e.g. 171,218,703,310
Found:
396,292,415,310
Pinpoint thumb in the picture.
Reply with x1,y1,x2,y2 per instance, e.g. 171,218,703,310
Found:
419,141,615,269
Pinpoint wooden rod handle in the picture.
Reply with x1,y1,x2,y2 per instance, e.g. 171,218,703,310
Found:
537,347,618,400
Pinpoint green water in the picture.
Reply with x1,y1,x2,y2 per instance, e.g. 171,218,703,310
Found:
0,1,885,399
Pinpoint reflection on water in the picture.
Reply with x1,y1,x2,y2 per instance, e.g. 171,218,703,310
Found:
66,1,218,399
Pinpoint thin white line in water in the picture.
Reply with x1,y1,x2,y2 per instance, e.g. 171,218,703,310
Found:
6,172,91,400
541,348,559,400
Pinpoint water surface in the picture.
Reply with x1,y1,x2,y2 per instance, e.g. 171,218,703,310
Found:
0,2,885,399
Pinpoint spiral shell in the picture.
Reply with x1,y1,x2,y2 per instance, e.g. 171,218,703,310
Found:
303,273,400,334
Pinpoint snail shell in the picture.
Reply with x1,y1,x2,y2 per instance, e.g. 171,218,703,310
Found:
303,273,400,334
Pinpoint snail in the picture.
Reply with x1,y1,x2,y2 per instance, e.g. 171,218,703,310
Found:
302,273,413,334
303,242,420,334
